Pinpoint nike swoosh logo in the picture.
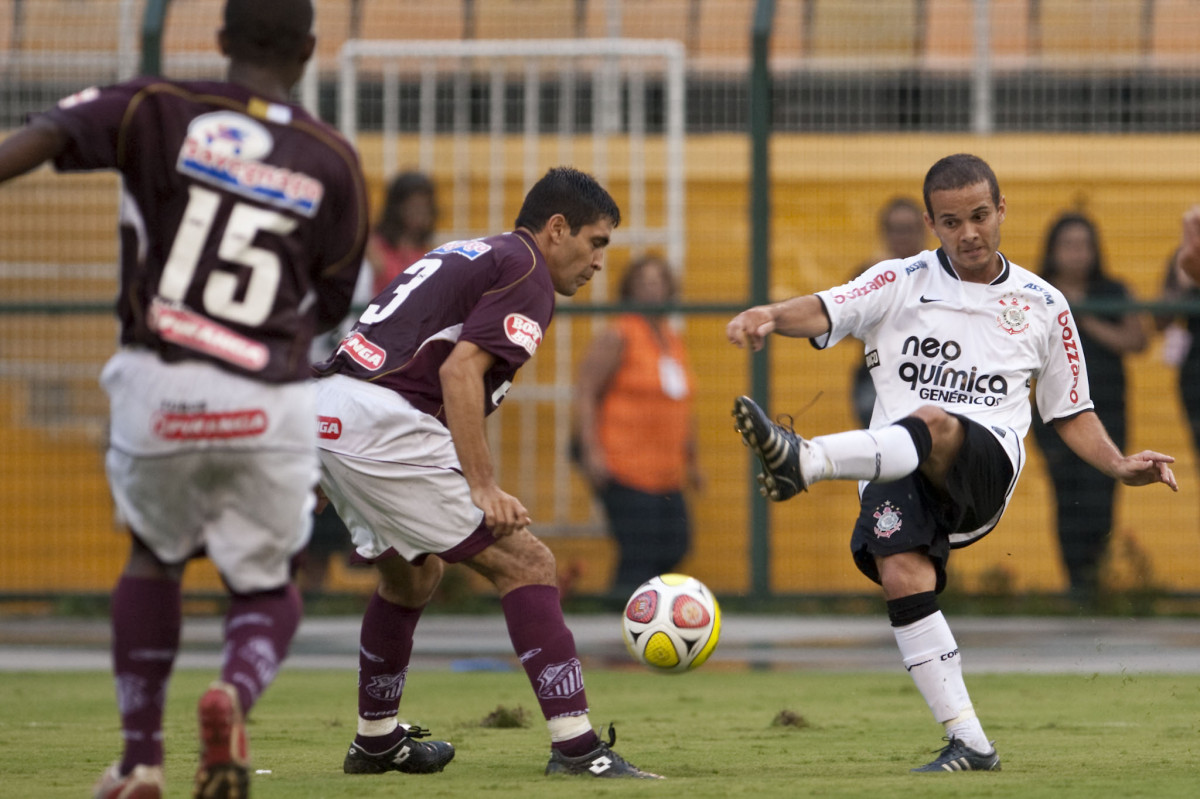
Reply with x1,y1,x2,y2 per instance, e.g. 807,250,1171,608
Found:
919,296,942,303
905,658,934,672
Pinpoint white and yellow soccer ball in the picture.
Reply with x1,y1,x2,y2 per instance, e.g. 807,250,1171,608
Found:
621,574,721,673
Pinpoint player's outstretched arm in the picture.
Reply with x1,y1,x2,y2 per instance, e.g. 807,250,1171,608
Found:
1054,410,1178,491
440,340,532,537
1176,206,1200,285
0,117,68,184
726,295,829,351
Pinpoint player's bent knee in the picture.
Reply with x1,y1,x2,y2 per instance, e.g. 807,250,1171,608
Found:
376,555,444,607
469,529,558,592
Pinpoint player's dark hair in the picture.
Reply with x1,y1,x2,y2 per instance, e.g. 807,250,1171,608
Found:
514,166,621,235
375,171,437,247
922,154,1001,216
223,0,314,66
1040,211,1109,287
617,253,678,302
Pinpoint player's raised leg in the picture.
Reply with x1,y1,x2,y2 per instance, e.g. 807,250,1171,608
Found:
733,395,932,500
344,556,456,775
466,530,661,779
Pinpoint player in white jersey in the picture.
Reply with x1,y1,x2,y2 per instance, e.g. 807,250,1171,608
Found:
726,154,1177,773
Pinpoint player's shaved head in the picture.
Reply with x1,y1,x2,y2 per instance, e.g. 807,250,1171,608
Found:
223,0,314,66
923,154,1001,216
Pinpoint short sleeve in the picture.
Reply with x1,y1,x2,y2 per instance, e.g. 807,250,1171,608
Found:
1034,303,1095,423
459,257,550,371
815,259,905,349
38,81,146,172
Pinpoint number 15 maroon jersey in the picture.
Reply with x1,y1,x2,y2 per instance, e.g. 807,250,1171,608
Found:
40,76,367,383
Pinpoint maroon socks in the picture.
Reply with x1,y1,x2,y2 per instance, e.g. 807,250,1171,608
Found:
354,592,425,751
111,575,181,774
220,583,302,716
501,584,598,756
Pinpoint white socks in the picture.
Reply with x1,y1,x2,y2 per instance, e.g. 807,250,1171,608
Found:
893,611,992,754
807,425,921,484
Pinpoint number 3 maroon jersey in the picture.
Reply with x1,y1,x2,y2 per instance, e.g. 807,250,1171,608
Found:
39,77,367,383
314,231,554,423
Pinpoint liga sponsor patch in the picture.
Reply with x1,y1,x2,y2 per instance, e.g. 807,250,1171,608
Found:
337,332,386,371
317,416,342,439
504,313,543,355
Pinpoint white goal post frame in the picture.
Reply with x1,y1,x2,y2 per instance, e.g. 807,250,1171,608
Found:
336,37,687,535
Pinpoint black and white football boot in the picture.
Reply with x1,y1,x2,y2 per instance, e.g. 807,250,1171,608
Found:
732,395,815,501
343,725,455,774
911,737,1001,773
544,725,662,779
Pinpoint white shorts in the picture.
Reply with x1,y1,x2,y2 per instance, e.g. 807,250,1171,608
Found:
101,349,318,592
313,375,493,564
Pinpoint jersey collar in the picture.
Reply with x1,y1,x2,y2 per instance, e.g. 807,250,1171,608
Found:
935,248,1010,285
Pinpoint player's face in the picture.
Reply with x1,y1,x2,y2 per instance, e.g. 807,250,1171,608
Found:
925,181,1006,282
547,217,614,296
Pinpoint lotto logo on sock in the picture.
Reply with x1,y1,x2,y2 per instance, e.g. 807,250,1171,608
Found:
536,658,583,700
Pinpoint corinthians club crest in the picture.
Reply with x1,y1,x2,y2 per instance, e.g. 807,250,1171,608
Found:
873,501,903,539
996,293,1031,335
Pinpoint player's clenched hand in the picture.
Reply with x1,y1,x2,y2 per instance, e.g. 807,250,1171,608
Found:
470,484,532,537
1115,450,1178,491
726,307,776,351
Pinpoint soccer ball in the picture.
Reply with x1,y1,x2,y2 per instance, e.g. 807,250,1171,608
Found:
621,574,721,673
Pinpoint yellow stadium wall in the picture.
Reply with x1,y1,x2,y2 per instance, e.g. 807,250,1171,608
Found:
2,132,1199,599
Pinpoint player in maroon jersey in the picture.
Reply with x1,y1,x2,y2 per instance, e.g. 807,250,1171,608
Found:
0,2,365,797
313,167,659,779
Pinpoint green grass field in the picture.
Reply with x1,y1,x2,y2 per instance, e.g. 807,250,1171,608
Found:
3,667,1198,798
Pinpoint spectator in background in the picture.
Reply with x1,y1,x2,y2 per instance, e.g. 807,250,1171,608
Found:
1156,251,1200,455
366,170,437,295
1031,212,1146,606
573,255,703,600
1162,206,1200,457
852,197,930,426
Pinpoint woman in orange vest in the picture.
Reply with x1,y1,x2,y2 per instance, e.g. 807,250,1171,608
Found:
574,255,704,598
